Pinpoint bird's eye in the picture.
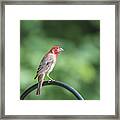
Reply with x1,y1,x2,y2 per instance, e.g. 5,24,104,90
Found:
55,48,58,51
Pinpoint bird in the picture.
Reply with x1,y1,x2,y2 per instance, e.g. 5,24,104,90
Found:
34,46,64,95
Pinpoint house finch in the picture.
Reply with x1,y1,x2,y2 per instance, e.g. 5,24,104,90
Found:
34,46,64,95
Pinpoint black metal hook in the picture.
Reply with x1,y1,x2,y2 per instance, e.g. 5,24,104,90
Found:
20,80,84,100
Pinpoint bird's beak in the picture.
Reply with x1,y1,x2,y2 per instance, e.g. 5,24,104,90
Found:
60,48,64,52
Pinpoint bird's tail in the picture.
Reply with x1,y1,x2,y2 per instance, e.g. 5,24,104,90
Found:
36,74,44,95
36,81,42,95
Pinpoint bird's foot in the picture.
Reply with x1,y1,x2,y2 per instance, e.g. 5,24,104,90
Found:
48,79,55,83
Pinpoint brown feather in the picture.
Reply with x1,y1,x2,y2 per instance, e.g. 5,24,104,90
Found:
36,74,45,95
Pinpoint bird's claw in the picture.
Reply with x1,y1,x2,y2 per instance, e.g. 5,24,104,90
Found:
48,80,55,83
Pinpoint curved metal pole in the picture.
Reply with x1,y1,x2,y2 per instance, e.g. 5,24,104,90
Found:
20,80,84,100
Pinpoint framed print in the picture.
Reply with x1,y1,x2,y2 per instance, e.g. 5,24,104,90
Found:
0,0,119,119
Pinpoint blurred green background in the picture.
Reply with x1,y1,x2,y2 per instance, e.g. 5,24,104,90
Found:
20,20,100,100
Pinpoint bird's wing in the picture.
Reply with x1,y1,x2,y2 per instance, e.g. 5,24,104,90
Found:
34,54,54,79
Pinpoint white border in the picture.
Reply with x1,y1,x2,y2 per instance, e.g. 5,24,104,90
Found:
5,5,115,115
